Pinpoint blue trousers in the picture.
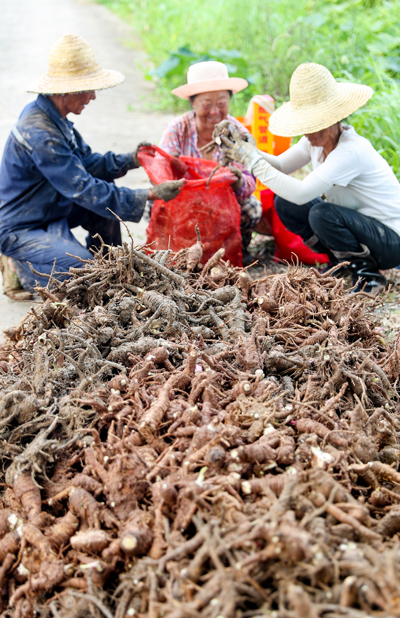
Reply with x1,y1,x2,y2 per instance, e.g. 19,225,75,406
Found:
1,206,121,291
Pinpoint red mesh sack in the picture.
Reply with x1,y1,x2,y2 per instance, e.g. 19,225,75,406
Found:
138,146,243,267
260,189,329,265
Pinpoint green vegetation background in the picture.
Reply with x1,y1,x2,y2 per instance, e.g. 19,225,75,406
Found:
99,0,400,177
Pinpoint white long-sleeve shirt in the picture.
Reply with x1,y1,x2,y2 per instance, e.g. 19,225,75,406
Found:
250,125,400,236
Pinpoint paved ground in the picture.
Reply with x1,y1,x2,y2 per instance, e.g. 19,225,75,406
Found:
0,0,174,341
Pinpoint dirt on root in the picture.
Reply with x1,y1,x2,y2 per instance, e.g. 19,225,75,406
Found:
1,233,400,617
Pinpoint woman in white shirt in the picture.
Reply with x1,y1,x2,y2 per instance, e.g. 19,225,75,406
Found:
220,62,400,292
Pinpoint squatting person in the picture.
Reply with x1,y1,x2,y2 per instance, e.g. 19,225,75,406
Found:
0,34,183,299
158,60,262,264
219,62,400,293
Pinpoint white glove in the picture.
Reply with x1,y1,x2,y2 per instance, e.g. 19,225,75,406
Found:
219,124,263,171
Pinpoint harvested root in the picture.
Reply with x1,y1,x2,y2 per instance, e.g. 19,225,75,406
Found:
0,240,397,617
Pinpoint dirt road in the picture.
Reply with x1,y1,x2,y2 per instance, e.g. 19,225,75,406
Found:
0,0,174,338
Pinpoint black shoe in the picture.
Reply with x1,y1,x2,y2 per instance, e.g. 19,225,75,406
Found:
348,257,387,294
350,267,387,294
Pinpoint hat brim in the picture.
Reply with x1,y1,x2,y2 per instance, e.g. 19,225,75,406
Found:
268,82,373,137
171,77,248,100
27,69,125,94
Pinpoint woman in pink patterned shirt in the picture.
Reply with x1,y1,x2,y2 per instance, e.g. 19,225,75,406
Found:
159,61,262,260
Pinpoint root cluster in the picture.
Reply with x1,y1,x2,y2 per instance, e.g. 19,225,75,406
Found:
1,236,400,618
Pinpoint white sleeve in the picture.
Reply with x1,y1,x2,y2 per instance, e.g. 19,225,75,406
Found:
250,142,362,205
251,158,331,205
258,139,311,174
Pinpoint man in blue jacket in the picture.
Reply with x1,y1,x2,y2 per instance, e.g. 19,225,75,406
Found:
0,34,182,299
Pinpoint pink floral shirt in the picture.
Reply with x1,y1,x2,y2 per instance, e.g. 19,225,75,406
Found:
159,111,256,202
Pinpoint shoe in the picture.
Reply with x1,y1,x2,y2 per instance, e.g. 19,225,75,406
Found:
0,255,34,301
351,273,387,294
325,244,387,294
350,265,387,294
347,256,387,294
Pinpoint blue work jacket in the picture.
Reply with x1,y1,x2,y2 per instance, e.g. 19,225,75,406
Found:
0,95,147,248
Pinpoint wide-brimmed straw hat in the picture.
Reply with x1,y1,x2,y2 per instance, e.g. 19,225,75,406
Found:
171,61,248,100
27,34,124,94
268,63,373,137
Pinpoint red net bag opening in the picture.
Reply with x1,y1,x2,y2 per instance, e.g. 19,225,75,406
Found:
138,146,243,267
260,189,329,265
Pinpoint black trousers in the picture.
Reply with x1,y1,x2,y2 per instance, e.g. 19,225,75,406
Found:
275,196,400,269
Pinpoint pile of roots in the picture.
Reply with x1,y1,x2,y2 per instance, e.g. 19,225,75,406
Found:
1,234,400,618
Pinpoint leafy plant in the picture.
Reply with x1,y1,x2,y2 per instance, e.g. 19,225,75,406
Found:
97,0,400,174
351,76,400,177
148,47,248,80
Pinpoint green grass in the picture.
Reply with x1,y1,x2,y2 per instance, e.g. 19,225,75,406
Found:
350,78,400,175
98,0,400,176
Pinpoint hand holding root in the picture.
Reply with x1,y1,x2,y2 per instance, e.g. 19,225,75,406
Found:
229,165,243,192
199,119,245,159
132,141,156,168
213,121,260,170
148,179,185,202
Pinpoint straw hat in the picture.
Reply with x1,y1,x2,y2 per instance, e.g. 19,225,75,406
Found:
27,34,124,94
268,63,373,137
171,61,248,99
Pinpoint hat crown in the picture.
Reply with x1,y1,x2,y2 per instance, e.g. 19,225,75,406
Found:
27,33,124,94
289,63,338,110
48,34,101,79
187,61,229,85
171,60,248,99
